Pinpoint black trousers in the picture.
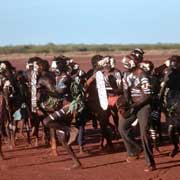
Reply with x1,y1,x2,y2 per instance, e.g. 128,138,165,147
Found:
167,117,180,149
118,104,155,166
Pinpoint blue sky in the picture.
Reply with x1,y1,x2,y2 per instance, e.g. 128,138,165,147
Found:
0,0,179,45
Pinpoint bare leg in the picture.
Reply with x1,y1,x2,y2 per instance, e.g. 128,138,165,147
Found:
50,128,58,156
25,122,31,145
19,120,24,137
57,130,81,169
10,122,16,149
5,121,14,150
168,125,179,157
31,113,40,147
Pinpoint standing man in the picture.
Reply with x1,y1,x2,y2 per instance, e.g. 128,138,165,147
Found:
102,56,123,137
131,48,144,62
118,54,156,172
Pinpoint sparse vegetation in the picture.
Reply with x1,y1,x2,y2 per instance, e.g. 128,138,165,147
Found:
0,43,180,54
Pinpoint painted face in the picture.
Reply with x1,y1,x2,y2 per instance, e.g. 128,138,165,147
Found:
166,56,180,70
33,61,40,72
0,63,6,72
73,63,79,70
66,58,74,65
131,48,144,61
97,57,110,68
51,60,58,71
109,57,116,69
97,56,116,70
139,62,151,72
121,56,136,70
27,61,35,70
164,59,171,67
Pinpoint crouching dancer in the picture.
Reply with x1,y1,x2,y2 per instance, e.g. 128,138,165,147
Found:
43,104,82,169
118,54,156,172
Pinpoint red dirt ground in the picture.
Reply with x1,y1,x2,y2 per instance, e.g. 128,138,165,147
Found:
1,50,180,180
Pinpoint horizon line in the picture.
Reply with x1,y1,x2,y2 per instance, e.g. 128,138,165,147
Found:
1,42,180,47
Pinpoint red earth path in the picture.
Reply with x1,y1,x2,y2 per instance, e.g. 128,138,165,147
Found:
1,50,180,180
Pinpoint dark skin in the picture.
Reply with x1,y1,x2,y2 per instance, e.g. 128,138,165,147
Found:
120,65,151,118
160,59,180,157
85,68,114,148
44,106,81,169
131,69,151,111
37,68,81,168
30,65,57,148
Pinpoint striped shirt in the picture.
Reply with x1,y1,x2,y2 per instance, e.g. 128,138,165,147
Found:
123,70,151,97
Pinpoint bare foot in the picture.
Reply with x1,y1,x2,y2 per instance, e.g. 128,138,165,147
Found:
79,149,89,156
34,138,39,147
64,163,82,170
49,149,58,157
0,152,4,160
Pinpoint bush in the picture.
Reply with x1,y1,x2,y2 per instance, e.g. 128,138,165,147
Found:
0,43,180,54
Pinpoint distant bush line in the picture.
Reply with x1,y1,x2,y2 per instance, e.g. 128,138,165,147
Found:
0,43,180,54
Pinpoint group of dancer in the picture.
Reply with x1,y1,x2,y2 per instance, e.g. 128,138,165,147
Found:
0,48,180,172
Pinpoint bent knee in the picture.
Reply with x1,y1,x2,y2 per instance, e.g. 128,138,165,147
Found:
43,117,52,127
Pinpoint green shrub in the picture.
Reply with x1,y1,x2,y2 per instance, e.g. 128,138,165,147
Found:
0,43,180,54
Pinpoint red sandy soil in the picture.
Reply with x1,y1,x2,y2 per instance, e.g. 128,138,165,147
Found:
1,49,180,71
1,50,180,180
0,124,179,180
